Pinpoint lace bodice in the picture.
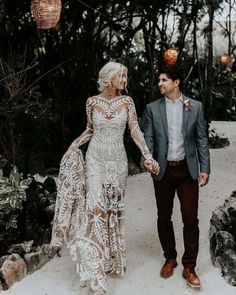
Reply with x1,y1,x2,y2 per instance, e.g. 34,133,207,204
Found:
70,95,152,161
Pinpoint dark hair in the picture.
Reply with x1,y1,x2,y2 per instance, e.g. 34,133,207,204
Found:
158,63,184,91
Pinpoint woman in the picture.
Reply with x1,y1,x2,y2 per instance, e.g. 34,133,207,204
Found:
51,61,159,295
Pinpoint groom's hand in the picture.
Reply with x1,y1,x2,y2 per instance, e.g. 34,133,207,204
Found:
151,160,160,174
144,159,160,175
198,173,209,187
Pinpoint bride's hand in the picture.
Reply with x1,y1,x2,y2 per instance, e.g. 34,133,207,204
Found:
143,159,152,171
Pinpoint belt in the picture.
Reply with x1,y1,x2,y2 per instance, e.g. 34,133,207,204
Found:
167,159,186,167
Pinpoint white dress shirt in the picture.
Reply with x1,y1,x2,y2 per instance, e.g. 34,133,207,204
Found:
165,95,185,161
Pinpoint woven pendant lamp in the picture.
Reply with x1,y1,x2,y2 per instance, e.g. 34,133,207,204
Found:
31,0,61,29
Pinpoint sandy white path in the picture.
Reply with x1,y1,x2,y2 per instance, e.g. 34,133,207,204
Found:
3,121,236,295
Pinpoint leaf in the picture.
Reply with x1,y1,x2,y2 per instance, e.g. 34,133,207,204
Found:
9,198,17,208
0,185,14,196
44,190,49,196
21,178,32,187
6,214,18,229
16,190,26,200
9,172,20,187
0,177,10,183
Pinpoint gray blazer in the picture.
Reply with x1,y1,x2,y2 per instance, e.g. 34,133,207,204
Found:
142,96,210,181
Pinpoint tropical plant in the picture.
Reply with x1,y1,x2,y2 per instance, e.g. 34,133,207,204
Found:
0,166,32,229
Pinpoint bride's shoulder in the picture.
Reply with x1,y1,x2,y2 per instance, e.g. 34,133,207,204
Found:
121,95,133,104
86,95,98,105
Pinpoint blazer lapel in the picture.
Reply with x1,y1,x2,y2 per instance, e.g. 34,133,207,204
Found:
182,95,189,138
158,97,169,137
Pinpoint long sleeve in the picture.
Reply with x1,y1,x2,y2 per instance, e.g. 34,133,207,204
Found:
70,97,93,149
127,96,153,160
142,104,155,157
51,98,93,247
195,103,210,174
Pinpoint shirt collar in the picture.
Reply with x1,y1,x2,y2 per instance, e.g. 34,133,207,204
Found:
165,93,183,103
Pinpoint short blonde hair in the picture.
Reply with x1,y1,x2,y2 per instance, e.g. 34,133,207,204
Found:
98,61,128,91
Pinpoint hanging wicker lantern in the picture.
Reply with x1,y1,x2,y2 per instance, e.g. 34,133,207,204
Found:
221,53,230,65
163,48,178,65
31,0,61,29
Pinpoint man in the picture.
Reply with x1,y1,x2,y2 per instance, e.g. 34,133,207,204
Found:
143,64,210,288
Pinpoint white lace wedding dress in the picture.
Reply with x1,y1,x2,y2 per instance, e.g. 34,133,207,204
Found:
51,95,153,292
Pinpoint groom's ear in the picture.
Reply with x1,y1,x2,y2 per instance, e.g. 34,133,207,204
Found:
174,79,180,88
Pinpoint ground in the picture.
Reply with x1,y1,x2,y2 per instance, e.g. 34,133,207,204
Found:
3,121,236,295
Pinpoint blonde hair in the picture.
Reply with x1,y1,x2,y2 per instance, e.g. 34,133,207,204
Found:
98,61,128,91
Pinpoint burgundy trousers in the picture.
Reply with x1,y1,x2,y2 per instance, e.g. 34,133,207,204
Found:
153,160,199,268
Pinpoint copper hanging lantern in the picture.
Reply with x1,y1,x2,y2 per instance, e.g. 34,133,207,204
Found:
163,48,178,65
220,53,230,65
31,0,61,29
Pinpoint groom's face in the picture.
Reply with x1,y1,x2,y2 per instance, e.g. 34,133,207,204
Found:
158,73,180,97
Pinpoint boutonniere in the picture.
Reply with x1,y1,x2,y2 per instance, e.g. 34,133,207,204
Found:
183,99,191,111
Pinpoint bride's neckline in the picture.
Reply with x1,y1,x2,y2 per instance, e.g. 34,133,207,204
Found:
95,94,124,102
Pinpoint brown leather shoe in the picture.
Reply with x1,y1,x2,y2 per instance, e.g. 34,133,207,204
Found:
183,268,201,288
160,259,178,278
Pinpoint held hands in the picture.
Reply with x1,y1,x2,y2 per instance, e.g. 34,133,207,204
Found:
144,159,160,175
198,173,209,187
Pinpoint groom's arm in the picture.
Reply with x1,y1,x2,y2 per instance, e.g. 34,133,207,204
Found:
195,102,210,175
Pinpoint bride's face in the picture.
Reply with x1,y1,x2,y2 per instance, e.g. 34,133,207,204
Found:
111,69,127,90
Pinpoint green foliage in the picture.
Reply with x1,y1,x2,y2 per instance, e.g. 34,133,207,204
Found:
29,176,57,212
0,166,32,229
212,67,236,120
20,175,57,245
0,164,57,255
0,53,62,175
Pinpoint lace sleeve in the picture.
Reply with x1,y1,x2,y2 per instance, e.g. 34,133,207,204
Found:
127,96,153,160
70,97,93,149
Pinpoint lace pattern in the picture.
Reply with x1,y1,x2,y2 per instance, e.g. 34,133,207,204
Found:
51,95,153,292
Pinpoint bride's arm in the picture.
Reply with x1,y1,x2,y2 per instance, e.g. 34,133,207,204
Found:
69,97,93,149
126,96,153,161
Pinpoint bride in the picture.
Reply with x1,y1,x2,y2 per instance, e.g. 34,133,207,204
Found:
51,61,159,294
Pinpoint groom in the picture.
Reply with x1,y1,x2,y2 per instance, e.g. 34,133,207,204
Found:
143,64,210,288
